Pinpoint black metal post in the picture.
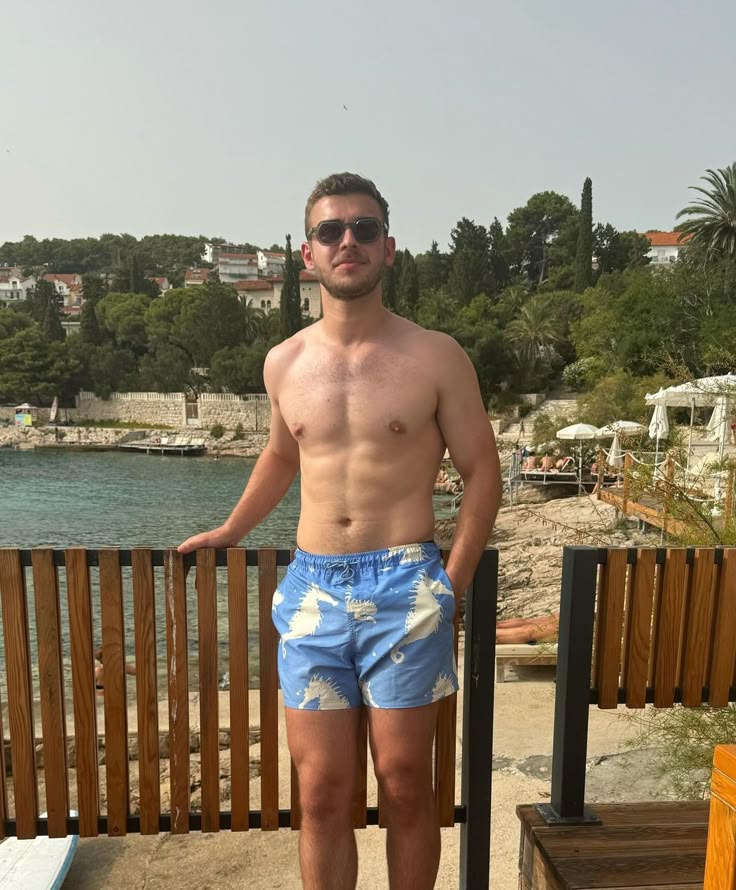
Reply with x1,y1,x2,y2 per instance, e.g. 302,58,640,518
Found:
459,547,497,890
539,545,601,824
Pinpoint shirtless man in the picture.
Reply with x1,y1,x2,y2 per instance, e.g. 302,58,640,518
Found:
179,172,501,890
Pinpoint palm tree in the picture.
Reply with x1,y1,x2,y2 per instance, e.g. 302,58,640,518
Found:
676,163,736,258
505,295,564,369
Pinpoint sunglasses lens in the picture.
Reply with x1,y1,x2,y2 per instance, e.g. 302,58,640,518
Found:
316,221,344,245
353,218,382,242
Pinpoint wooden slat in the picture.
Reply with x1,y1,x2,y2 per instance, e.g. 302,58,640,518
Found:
0,639,6,839
164,550,189,834
196,549,220,833
65,547,99,837
622,549,656,709
352,709,368,829
98,549,129,837
681,549,716,706
652,549,687,708
709,549,736,707
258,549,279,830
227,548,249,832
31,549,69,838
435,546,458,826
131,549,160,834
0,549,38,838
594,549,628,708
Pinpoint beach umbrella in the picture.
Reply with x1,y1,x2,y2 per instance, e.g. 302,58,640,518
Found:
648,401,670,474
645,375,736,472
595,421,646,438
556,423,598,493
607,433,624,468
556,423,599,440
707,396,730,459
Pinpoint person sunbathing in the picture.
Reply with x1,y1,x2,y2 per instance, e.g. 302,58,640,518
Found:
94,646,137,696
496,613,559,644
522,455,538,471
539,454,556,472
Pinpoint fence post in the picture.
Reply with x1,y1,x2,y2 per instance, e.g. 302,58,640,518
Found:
538,546,600,824
705,745,736,889
621,452,633,516
459,548,497,890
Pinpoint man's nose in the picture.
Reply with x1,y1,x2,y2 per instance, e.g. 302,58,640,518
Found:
339,225,358,248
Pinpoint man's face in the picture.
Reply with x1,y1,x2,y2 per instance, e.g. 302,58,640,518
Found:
302,194,395,301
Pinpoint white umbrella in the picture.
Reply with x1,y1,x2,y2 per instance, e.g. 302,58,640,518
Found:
645,375,736,472
595,421,646,438
648,401,670,476
707,397,730,459
556,424,599,493
607,433,624,468
556,423,599,440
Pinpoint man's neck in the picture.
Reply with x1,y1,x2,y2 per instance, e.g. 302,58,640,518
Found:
319,290,391,346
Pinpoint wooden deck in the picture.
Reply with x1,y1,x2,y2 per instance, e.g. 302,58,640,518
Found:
518,801,709,889
597,486,688,536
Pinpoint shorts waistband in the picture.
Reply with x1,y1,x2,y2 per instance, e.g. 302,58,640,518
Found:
293,541,437,568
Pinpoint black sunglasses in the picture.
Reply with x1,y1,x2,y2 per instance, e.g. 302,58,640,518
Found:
308,217,388,246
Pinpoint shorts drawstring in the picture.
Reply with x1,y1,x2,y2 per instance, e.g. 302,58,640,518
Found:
325,560,355,583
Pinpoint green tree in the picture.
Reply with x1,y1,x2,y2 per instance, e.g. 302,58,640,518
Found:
415,288,459,332
488,218,510,292
279,234,301,340
574,177,593,291
505,192,579,287
96,292,153,354
676,163,736,258
209,343,268,393
448,218,491,303
506,294,564,382
0,325,80,403
80,274,106,345
25,279,64,341
416,240,449,292
397,250,420,318
593,225,651,274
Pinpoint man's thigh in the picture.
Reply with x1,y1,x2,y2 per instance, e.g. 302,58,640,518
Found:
367,703,439,777
286,707,364,782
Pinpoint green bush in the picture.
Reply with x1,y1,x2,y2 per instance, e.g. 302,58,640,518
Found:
210,423,225,439
232,423,244,441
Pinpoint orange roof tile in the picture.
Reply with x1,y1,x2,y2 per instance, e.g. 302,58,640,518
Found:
643,231,692,247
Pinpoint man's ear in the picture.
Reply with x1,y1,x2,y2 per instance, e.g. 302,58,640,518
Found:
384,235,397,268
302,239,314,270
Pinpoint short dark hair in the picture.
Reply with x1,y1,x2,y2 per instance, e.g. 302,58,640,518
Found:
304,172,390,237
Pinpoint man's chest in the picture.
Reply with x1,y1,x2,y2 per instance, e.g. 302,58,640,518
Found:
277,353,438,445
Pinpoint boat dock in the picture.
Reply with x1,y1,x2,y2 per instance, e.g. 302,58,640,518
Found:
119,435,206,456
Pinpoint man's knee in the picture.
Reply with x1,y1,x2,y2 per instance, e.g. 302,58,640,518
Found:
373,756,433,813
296,764,356,824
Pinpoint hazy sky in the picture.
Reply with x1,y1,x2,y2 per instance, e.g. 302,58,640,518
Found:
2,1,735,253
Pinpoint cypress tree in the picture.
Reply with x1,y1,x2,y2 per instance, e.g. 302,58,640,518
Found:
574,177,593,291
280,234,301,340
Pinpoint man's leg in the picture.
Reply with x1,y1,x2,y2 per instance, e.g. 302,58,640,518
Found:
286,707,363,890
368,703,440,890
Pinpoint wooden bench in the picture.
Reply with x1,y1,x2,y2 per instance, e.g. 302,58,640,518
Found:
0,546,498,889
518,545,736,889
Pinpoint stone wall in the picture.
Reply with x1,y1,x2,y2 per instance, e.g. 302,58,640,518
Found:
74,392,186,427
198,394,271,431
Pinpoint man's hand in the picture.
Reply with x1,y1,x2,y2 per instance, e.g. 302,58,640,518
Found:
177,524,239,554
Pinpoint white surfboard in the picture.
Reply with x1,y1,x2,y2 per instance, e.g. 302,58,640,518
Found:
0,812,78,890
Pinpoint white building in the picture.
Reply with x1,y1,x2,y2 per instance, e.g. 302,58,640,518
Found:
642,231,691,266
235,271,321,319
258,250,286,277
217,252,259,282
148,276,172,292
43,273,84,307
184,268,210,288
0,267,35,305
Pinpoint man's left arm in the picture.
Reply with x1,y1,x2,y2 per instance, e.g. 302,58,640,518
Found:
434,335,502,596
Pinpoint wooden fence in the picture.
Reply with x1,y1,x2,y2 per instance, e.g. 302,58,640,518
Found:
0,547,498,887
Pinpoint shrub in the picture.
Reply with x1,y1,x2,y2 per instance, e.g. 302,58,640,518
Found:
232,423,244,441
210,423,225,439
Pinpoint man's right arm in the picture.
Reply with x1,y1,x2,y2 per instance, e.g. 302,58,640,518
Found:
178,347,300,553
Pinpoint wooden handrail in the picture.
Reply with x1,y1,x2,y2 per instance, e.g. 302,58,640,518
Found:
705,745,736,889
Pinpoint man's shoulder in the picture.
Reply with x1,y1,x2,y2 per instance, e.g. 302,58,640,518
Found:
399,321,465,360
264,327,315,393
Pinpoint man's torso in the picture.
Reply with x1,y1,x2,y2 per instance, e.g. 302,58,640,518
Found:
275,317,446,554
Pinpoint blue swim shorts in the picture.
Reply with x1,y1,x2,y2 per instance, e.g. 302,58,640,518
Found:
271,542,459,710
